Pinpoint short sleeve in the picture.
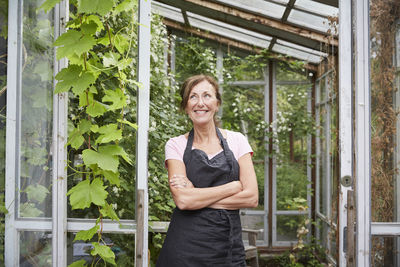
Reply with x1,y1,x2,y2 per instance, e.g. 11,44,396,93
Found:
165,135,187,168
226,130,253,160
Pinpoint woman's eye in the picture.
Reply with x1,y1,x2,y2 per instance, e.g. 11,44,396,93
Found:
190,95,197,99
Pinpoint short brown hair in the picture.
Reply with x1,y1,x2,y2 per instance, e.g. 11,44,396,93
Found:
180,74,221,111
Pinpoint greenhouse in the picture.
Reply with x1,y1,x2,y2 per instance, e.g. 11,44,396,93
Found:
0,0,399,266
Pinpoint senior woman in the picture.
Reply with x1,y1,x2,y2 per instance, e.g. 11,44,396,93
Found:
156,74,258,267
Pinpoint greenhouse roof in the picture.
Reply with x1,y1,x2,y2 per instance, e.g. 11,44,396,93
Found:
152,0,338,65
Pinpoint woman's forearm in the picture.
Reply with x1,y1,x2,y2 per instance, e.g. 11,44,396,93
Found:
208,187,258,209
172,181,242,210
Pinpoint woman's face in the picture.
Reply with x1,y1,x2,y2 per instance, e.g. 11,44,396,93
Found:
185,80,219,126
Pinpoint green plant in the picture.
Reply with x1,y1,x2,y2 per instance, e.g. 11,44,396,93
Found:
41,0,143,265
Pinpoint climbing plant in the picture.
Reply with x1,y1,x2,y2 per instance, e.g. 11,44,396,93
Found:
41,0,142,265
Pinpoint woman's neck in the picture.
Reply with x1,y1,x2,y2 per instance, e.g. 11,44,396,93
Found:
193,123,217,145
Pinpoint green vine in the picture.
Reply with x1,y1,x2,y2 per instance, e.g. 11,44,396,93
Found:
42,0,140,265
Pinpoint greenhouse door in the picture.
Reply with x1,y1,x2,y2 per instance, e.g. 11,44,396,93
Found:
338,0,372,266
5,0,151,266
337,0,354,266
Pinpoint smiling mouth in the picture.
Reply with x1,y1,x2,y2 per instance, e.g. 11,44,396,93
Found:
194,110,208,114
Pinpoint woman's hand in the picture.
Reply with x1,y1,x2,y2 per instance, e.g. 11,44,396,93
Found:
169,174,194,188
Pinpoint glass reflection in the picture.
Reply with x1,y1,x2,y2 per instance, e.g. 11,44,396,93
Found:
371,236,400,267
20,231,52,266
19,0,54,218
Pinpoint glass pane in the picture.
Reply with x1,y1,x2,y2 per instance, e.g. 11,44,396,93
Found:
330,91,338,223
223,52,264,81
240,213,265,242
287,10,330,33
20,231,52,266
275,68,310,212
276,39,328,58
19,0,54,219
186,12,272,49
272,43,321,64
276,215,306,241
318,220,329,251
174,36,217,81
294,0,338,17
370,0,400,222
319,105,327,215
67,232,135,266
214,0,285,20
0,1,7,262
221,84,265,153
371,236,400,267
151,2,185,24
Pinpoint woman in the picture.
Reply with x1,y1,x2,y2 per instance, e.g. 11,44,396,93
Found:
156,74,258,266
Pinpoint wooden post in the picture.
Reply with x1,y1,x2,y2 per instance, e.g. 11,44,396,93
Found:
136,189,145,267
347,190,355,266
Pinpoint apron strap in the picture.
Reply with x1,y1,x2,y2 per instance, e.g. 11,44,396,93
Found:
216,127,236,181
183,129,194,164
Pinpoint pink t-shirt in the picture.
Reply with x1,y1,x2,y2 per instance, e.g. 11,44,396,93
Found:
165,130,253,167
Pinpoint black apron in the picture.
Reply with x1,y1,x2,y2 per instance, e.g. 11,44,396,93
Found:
156,128,246,267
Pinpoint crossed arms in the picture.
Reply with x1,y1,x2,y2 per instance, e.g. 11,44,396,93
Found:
166,152,258,210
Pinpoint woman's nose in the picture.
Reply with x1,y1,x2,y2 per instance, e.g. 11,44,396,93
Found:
197,97,205,106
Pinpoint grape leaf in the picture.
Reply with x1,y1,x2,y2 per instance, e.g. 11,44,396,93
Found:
101,170,120,186
86,15,104,31
78,0,114,16
74,225,100,241
86,101,107,117
114,33,129,53
67,178,108,209
91,242,116,265
68,259,87,267
115,0,136,14
95,124,122,144
81,21,99,35
69,125,84,149
100,203,119,221
54,30,96,60
82,149,119,172
103,52,120,68
99,145,132,165
79,119,92,133
55,65,96,95
102,89,126,111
